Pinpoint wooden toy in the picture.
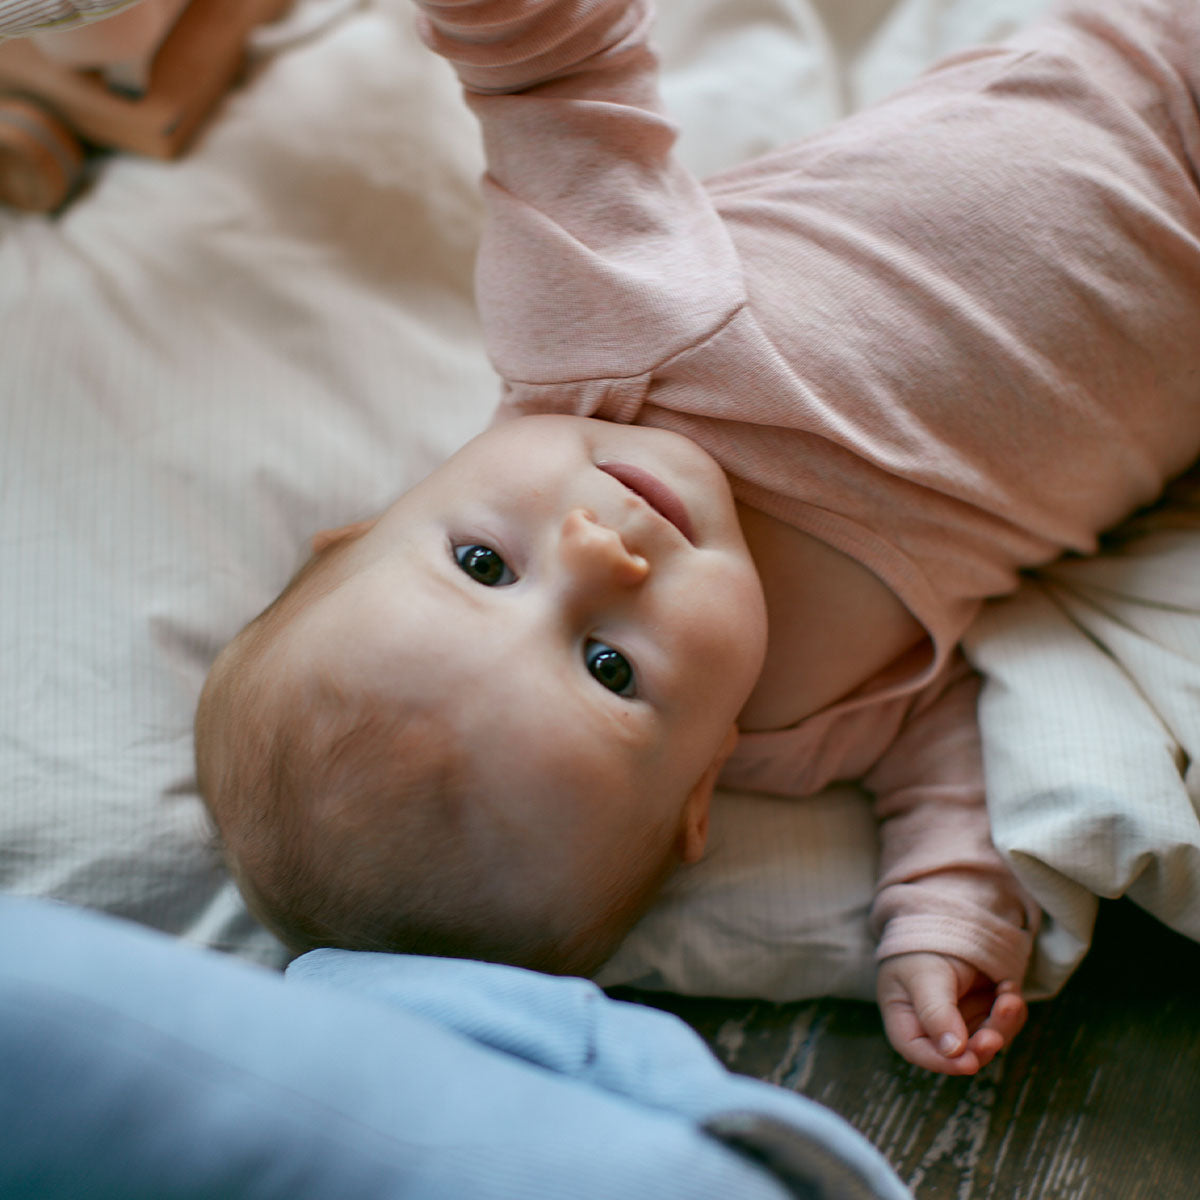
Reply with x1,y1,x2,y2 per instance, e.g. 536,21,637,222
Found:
0,0,292,211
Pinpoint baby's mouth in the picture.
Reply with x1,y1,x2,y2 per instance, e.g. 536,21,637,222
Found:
596,461,695,544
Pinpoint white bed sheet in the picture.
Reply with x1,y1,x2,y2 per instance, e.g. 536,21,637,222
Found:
9,0,1191,1005
965,471,1200,996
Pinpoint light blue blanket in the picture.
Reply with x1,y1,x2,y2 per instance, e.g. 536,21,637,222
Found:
0,895,909,1198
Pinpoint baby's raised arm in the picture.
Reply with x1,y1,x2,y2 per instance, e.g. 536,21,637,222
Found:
409,0,744,408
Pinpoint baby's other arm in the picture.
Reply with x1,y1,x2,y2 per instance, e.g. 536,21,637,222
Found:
864,655,1038,1074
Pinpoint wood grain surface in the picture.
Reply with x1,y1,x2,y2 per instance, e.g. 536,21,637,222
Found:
619,901,1200,1199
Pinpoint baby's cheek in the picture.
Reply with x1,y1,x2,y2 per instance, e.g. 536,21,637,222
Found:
711,595,768,689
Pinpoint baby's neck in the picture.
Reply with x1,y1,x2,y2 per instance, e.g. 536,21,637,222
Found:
735,504,927,732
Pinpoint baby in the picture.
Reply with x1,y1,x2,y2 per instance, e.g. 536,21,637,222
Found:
196,0,1200,1074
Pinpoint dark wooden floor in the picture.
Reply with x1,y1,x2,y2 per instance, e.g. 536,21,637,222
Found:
617,901,1200,1199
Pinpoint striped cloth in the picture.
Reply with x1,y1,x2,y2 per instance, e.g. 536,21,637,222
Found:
0,0,144,39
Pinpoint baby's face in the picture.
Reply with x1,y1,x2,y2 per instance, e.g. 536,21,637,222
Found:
299,414,768,871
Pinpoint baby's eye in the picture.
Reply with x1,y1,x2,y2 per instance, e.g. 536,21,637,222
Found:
453,543,515,587
585,640,636,697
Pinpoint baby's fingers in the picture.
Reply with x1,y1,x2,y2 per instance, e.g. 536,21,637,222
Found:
878,955,975,1074
880,1004,981,1074
907,971,970,1059
965,982,1027,1069
984,982,1027,1043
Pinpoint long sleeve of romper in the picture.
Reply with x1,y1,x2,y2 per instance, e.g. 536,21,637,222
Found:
864,654,1038,983
410,0,745,407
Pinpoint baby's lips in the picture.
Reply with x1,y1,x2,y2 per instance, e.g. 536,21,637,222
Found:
596,460,695,543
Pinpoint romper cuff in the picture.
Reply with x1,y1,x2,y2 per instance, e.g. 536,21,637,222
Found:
874,906,1034,986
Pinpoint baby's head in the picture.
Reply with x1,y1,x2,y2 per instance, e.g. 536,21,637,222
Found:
195,414,768,975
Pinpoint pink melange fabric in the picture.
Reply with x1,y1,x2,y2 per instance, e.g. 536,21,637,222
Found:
413,0,1200,984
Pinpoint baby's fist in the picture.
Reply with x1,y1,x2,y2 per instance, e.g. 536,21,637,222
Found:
876,952,1025,1075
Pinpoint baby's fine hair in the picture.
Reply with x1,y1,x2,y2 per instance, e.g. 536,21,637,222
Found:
193,530,675,976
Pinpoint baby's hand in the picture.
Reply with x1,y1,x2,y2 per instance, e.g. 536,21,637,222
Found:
876,952,1026,1075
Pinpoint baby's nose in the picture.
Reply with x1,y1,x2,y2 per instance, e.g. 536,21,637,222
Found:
560,508,649,591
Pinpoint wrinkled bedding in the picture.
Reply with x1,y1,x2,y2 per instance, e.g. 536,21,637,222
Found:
3,0,1195,1003
966,469,1200,995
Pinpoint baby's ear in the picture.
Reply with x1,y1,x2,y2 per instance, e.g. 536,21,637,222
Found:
677,724,739,863
311,518,377,555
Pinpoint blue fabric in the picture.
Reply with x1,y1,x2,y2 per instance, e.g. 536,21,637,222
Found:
0,897,910,1199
